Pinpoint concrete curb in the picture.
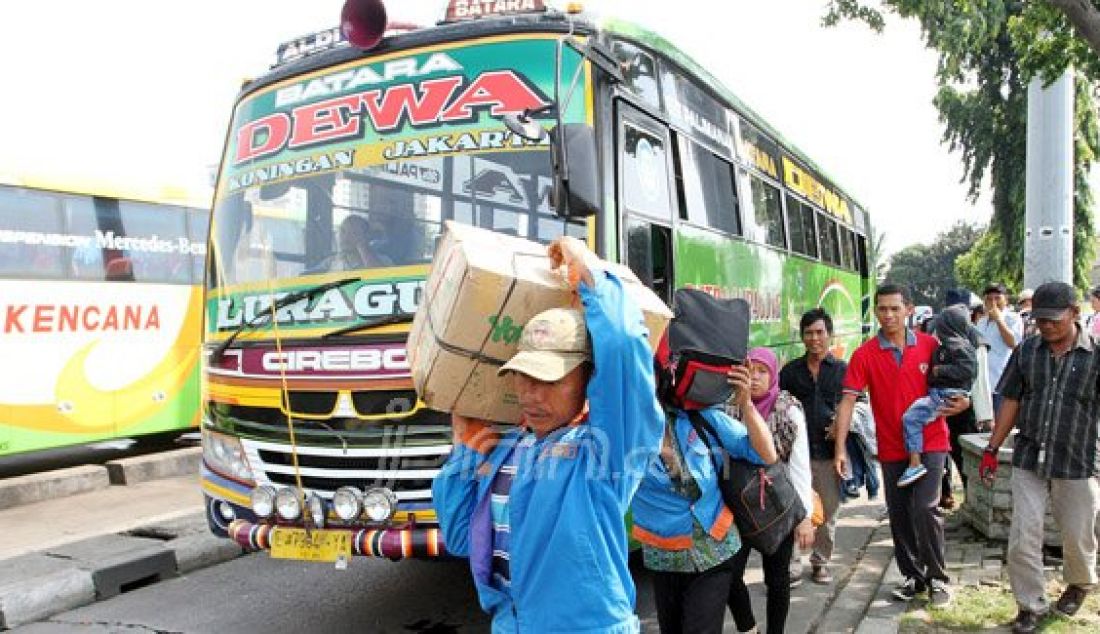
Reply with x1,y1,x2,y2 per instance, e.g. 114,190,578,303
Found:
0,511,243,629
814,523,895,633
0,466,110,511
104,447,201,485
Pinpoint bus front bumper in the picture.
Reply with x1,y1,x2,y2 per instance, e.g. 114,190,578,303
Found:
226,519,450,560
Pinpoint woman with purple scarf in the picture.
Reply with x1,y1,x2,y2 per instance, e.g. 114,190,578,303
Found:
725,347,815,634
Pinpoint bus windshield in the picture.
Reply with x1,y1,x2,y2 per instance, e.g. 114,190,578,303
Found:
210,151,584,289
209,35,588,294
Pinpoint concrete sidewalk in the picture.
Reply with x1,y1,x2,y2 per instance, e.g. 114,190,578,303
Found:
0,450,244,629
0,451,897,632
741,493,893,634
633,492,895,633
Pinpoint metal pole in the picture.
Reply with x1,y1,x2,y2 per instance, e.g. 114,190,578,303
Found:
1024,70,1075,288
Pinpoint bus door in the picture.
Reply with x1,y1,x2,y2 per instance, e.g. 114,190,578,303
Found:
616,102,675,306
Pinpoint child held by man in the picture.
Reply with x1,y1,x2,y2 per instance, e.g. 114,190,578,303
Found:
898,304,977,487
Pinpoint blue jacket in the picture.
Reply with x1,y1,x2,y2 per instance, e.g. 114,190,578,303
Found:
432,268,664,633
631,407,764,550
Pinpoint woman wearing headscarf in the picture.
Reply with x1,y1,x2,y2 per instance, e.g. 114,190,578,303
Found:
726,347,815,634
632,338,778,634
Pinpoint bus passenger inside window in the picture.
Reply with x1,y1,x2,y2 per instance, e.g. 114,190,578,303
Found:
336,214,392,270
104,255,134,282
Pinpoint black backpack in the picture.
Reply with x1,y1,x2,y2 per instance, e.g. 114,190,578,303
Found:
685,403,806,556
660,288,751,409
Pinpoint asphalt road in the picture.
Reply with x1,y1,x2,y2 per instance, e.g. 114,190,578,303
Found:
13,549,669,633
14,552,491,633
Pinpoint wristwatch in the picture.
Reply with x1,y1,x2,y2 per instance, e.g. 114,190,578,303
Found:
984,444,1000,454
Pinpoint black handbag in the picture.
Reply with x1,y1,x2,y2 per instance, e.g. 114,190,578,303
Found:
685,409,806,556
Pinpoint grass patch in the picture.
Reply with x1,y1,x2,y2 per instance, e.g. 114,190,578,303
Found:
899,582,1100,632
926,586,1016,630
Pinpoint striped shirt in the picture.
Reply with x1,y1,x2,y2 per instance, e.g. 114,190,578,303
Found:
489,434,534,590
998,324,1100,479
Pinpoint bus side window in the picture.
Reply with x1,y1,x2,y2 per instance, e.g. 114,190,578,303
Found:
115,200,191,284
786,196,819,259
622,123,673,222
63,194,104,280
818,213,842,266
855,233,870,277
0,187,66,279
677,136,740,235
611,40,661,109
626,218,672,305
739,171,785,249
188,209,210,284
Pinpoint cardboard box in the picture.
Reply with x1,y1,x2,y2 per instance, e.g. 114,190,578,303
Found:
408,221,672,423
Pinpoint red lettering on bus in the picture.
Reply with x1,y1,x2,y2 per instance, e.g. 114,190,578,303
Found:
124,305,142,330
234,71,546,163
289,94,366,150
102,307,119,330
83,306,101,330
4,305,26,333
2,304,161,333
441,71,545,120
361,76,464,132
146,305,161,330
235,113,292,163
58,305,79,331
33,305,55,332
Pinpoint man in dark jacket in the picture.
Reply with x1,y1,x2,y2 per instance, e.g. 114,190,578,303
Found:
780,308,847,585
896,304,977,487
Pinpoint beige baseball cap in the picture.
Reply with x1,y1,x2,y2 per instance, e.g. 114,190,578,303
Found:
497,308,590,382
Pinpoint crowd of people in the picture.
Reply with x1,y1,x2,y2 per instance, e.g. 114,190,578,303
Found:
432,235,1100,634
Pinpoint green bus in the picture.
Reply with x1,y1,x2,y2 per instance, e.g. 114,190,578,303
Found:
201,1,871,562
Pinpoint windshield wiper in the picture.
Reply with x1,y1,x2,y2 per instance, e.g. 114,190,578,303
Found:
210,277,360,362
321,313,415,339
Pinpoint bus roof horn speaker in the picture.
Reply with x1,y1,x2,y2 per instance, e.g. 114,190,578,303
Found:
341,0,388,50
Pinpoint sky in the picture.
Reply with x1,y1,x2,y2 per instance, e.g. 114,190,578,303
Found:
0,0,1015,257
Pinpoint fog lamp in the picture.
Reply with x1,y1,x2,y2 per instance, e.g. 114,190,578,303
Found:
306,493,326,527
250,485,277,518
332,487,363,522
363,487,397,522
217,501,237,521
275,488,302,521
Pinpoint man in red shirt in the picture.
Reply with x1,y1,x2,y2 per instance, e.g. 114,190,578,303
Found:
833,283,970,606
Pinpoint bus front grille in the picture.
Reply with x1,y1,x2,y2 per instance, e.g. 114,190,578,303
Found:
241,436,451,503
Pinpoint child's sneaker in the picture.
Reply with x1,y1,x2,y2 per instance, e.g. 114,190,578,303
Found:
897,464,927,487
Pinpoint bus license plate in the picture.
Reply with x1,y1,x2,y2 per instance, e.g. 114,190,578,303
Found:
270,528,352,562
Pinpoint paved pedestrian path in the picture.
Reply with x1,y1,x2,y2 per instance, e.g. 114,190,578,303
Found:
852,497,1100,633
641,491,896,633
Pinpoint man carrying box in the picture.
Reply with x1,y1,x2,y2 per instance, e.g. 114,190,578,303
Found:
431,236,665,633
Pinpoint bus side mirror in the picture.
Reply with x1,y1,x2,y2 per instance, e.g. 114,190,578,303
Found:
550,123,599,219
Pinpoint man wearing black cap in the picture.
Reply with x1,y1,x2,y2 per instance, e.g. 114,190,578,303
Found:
980,282,1100,633
975,282,1024,413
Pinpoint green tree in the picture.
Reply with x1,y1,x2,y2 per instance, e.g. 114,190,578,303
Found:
823,0,1100,292
886,221,985,308
868,228,889,282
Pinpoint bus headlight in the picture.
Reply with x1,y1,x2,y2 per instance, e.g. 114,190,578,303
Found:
250,486,277,518
332,487,363,522
275,488,302,521
202,429,254,482
306,493,326,527
362,487,397,522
